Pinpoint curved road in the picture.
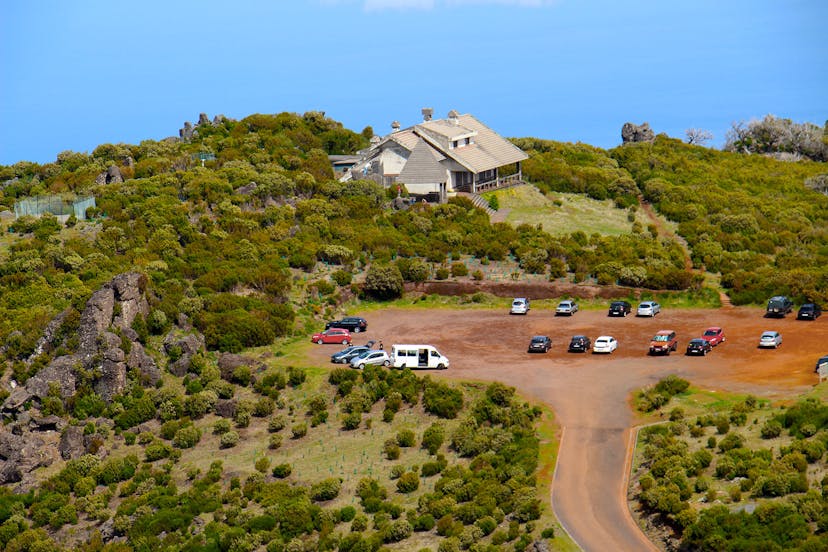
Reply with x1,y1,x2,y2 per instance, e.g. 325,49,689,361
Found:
307,306,824,551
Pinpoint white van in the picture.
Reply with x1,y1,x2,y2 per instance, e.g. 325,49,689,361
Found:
390,344,449,370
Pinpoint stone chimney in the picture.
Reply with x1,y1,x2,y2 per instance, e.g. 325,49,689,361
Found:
447,110,459,125
391,121,401,132
422,108,433,122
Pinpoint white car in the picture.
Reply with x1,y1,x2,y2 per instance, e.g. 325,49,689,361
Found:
593,336,618,354
510,298,530,315
637,301,661,317
556,300,579,316
350,350,391,369
758,331,782,349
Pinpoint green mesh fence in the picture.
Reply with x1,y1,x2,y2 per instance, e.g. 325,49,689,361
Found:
13,195,96,219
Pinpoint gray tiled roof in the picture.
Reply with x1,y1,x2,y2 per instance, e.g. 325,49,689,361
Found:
398,139,448,184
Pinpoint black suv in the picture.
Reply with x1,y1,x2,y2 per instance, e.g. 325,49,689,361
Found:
797,303,822,320
608,301,632,317
568,335,592,353
766,296,793,318
325,317,368,333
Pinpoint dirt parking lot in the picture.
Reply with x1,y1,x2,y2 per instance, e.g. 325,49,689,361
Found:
305,306,827,551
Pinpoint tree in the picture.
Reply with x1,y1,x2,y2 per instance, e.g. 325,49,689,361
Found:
685,128,713,146
364,264,404,299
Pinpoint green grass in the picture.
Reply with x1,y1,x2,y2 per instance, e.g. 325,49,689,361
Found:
485,186,647,236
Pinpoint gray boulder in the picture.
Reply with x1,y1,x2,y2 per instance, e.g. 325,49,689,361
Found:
78,286,115,358
95,355,127,402
111,272,149,330
218,352,262,381
25,355,79,399
621,122,656,143
30,415,64,432
214,399,238,419
127,342,160,385
59,426,86,460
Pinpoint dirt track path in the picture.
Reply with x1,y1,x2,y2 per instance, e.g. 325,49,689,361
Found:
306,306,826,551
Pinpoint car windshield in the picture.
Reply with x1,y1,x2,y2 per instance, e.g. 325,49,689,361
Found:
762,333,776,338
703,330,718,336
690,339,705,345
513,300,524,306
653,335,670,342
531,337,546,343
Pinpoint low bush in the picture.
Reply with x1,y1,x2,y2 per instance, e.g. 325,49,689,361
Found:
220,431,239,449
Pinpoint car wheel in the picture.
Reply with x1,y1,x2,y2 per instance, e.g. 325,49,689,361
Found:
358,363,366,369
383,360,390,367
342,339,349,345
437,363,446,370
353,327,360,333
316,339,323,345
400,363,406,369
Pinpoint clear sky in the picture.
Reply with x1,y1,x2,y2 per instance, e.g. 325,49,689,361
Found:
1,0,826,165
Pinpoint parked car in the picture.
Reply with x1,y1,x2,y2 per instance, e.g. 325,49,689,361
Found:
766,296,793,318
649,330,678,355
636,301,661,317
593,336,618,354
816,355,828,373
568,335,592,353
686,338,712,356
528,335,552,353
331,342,375,364
349,350,391,369
510,298,530,315
702,327,726,346
311,328,352,345
555,301,578,316
325,316,368,333
797,303,822,320
758,331,782,349
608,301,632,317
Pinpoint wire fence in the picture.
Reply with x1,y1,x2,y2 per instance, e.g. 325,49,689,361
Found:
13,195,96,219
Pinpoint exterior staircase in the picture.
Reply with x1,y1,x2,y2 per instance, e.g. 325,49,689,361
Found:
456,192,496,216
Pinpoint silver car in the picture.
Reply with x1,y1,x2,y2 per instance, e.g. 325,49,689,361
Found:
349,350,391,369
637,301,661,317
556,300,578,316
758,331,782,349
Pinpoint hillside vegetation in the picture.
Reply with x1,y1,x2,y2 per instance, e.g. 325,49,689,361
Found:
517,135,828,305
631,378,828,551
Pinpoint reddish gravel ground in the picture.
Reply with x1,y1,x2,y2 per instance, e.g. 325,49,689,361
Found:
305,306,827,552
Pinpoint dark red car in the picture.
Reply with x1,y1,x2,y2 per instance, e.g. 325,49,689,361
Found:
311,328,352,345
702,327,725,346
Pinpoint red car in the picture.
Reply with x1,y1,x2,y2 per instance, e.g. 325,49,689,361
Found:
702,327,725,346
311,328,352,345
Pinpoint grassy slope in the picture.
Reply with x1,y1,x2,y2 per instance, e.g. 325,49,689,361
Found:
484,185,660,236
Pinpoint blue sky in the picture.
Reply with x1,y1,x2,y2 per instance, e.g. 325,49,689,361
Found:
1,0,825,165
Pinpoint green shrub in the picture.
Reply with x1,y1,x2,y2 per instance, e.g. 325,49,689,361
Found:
383,519,413,543
422,422,445,454
311,478,342,501
332,269,353,287
396,472,419,493
414,514,436,531
220,431,239,449
268,414,287,433
272,463,292,478
123,432,136,445
435,267,449,280
291,422,308,439
145,441,172,461
423,382,463,419
172,425,201,449
761,420,783,439
450,262,468,277
213,419,231,435
364,264,404,300
718,432,744,452
384,439,401,460
397,429,416,448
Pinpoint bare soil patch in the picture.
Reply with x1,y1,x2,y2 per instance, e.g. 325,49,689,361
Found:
304,306,826,551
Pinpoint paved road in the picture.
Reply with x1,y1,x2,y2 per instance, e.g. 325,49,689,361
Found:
307,306,823,551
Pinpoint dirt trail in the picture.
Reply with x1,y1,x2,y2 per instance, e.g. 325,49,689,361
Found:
305,307,826,551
